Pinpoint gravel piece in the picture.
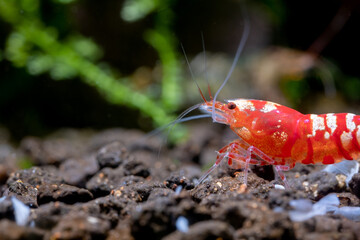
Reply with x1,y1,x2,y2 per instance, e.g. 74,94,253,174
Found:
31,202,74,229
86,168,145,196
96,141,132,168
20,137,83,165
0,196,15,221
3,179,38,207
0,219,45,240
349,173,360,198
163,220,235,240
37,183,93,205
86,158,150,196
289,171,345,199
7,166,63,188
59,154,99,187
47,212,111,240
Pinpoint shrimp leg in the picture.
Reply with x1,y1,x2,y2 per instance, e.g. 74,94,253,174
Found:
273,165,291,189
225,142,276,185
197,140,255,185
198,140,276,185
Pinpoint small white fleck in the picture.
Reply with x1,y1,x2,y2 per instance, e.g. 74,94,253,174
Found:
274,184,285,190
87,216,100,224
273,206,284,213
135,205,142,212
175,185,183,195
324,131,330,139
252,119,257,128
176,216,189,233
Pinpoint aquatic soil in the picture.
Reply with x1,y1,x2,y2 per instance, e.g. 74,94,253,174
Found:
0,124,360,240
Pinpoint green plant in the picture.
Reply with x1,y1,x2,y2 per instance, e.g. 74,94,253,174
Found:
0,0,183,130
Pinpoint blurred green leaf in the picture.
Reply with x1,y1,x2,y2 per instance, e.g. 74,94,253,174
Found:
281,78,309,106
27,54,53,75
121,0,159,22
50,61,78,80
20,0,39,14
343,78,360,101
5,32,31,67
52,0,77,4
18,156,33,169
66,35,103,61
145,29,181,110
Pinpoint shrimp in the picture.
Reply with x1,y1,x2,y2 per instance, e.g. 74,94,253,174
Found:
197,98,360,188
176,12,359,188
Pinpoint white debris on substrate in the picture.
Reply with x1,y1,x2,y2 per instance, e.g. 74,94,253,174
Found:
176,216,189,233
274,184,285,190
0,196,31,226
274,161,360,222
11,197,31,226
175,185,183,195
323,160,359,186
288,193,360,222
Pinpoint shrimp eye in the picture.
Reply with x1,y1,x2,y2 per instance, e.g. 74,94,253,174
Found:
227,102,236,110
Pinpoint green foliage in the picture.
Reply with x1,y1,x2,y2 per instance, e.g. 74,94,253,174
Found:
122,0,182,111
342,78,360,101
121,0,159,22
256,0,287,25
0,0,183,130
280,78,309,107
17,156,33,169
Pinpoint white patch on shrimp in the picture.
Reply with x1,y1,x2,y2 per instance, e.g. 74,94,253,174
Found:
238,127,252,140
340,131,352,148
326,114,337,134
251,118,257,129
260,102,277,113
324,131,330,139
356,126,360,146
346,113,356,132
230,99,255,111
310,114,325,137
272,131,288,143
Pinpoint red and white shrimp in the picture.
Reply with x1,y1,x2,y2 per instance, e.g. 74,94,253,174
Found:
176,16,359,188
197,98,360,187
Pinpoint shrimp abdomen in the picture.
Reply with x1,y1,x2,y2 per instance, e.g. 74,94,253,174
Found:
293,113,360,165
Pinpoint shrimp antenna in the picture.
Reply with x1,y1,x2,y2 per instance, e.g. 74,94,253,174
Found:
212,8,250,122
201,32,212,100
180,43,207,103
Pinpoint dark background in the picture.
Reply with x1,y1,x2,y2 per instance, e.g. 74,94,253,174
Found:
1,0,359,141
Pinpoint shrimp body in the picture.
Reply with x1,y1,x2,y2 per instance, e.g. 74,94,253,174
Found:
199,99,360,177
